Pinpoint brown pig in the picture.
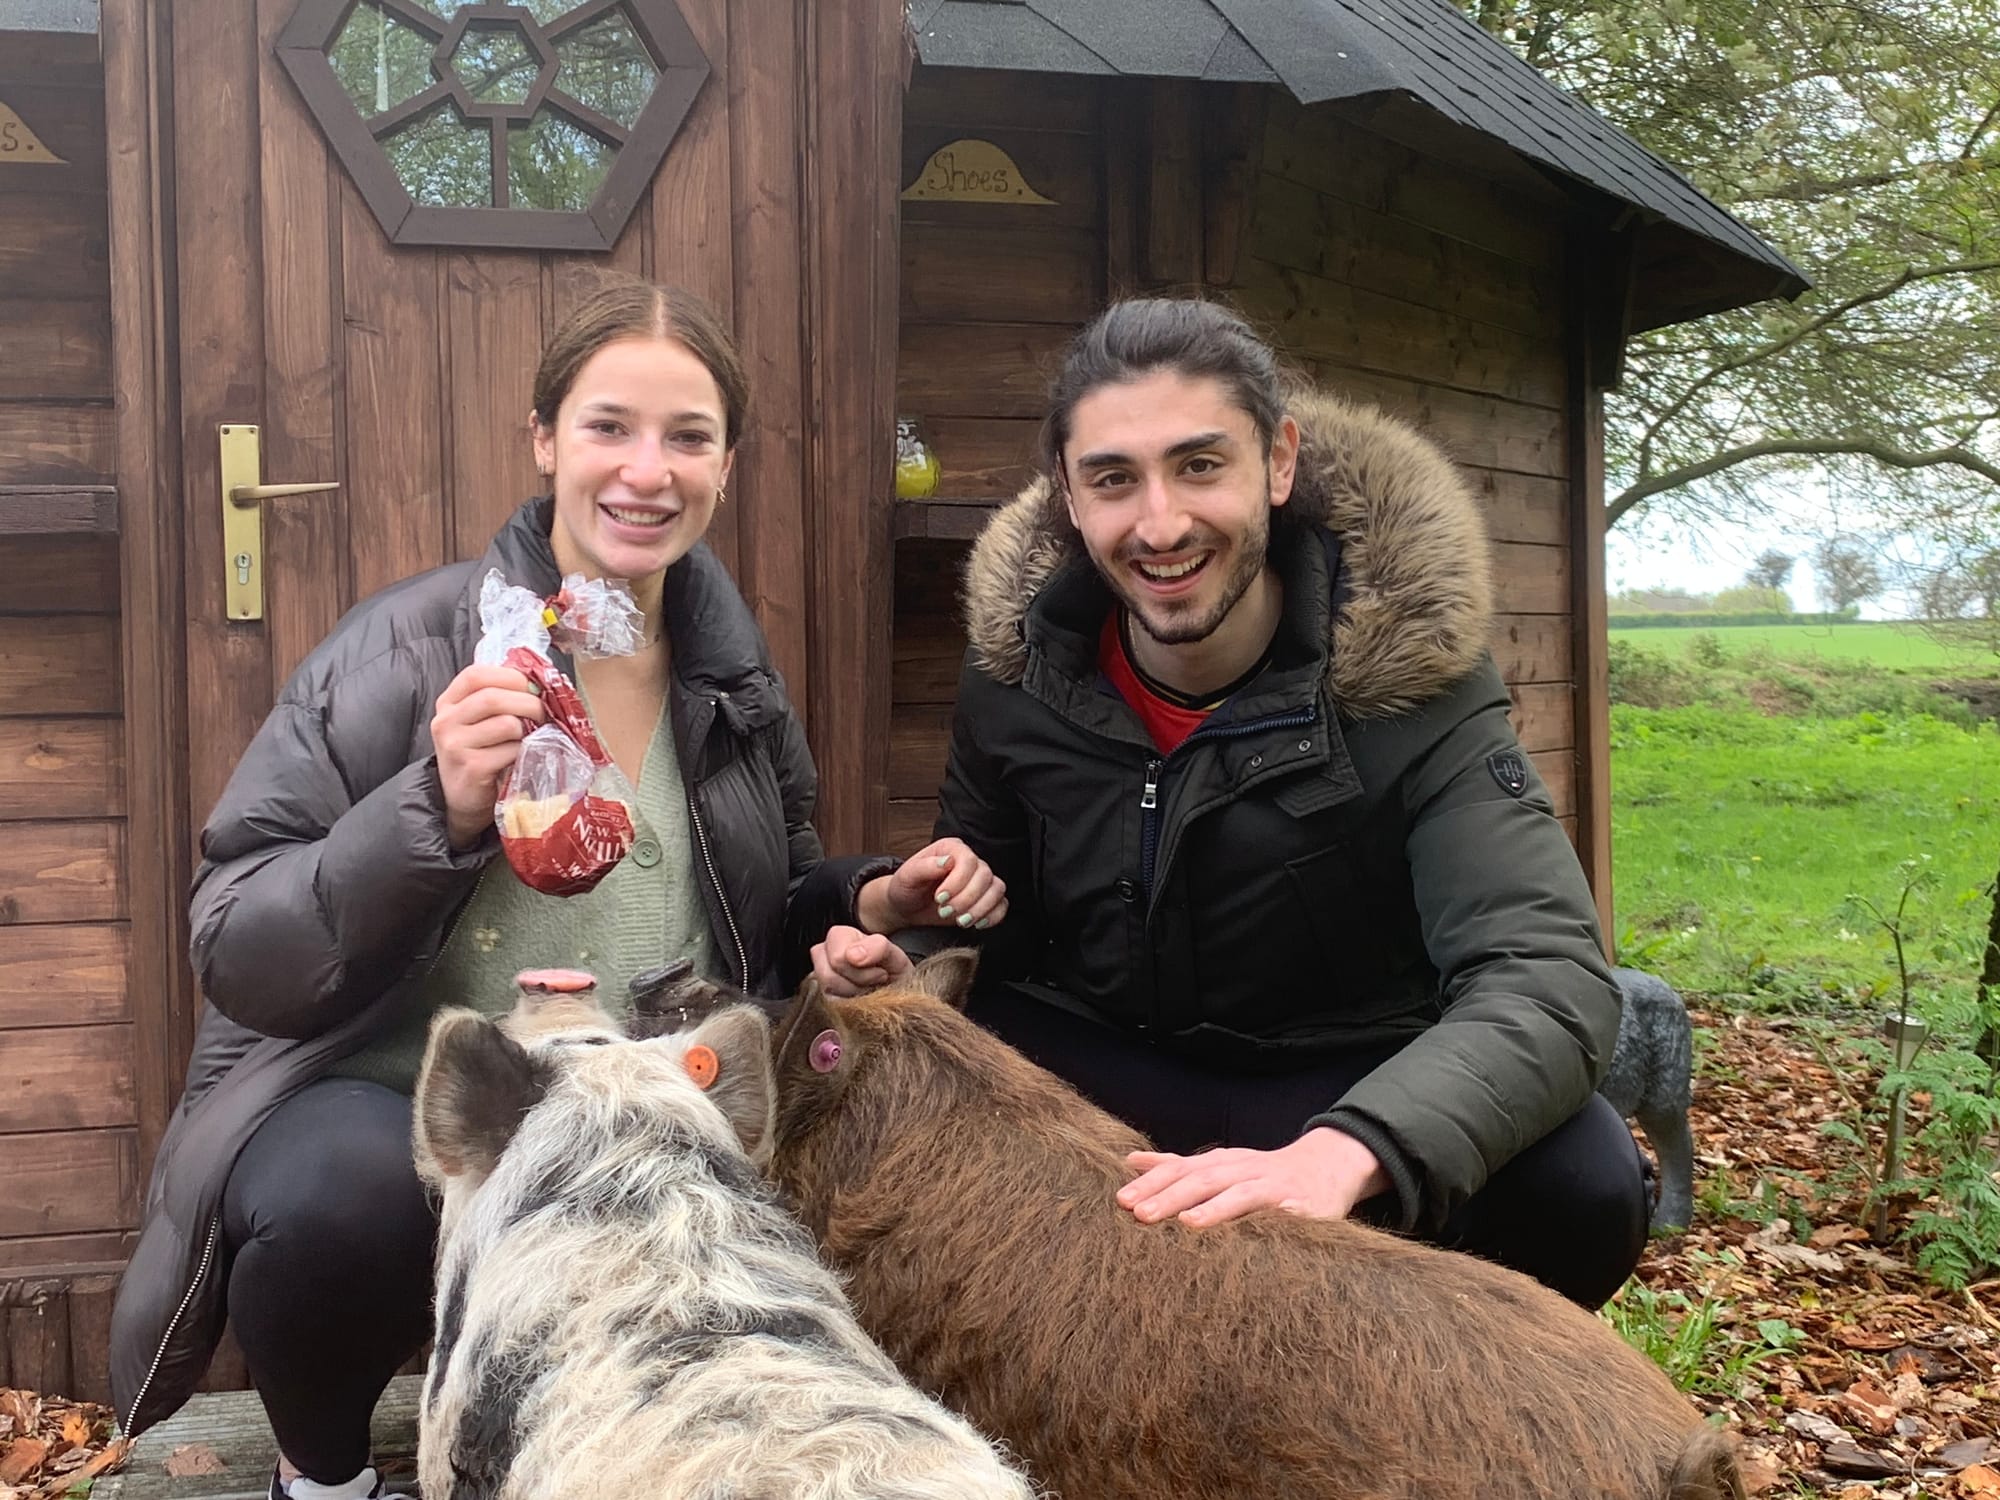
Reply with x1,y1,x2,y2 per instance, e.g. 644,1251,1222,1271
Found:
763,950,1744,1500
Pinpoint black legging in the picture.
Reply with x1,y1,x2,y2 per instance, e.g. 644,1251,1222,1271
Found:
222,1079,437,1485
967,983,1648,1309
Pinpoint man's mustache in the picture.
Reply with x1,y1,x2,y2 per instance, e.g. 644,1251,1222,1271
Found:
1114,530,1222,565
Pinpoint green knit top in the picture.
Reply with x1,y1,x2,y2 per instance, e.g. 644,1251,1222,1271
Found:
326,702,723,1093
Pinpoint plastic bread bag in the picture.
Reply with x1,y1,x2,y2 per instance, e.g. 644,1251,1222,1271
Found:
477,570,646,896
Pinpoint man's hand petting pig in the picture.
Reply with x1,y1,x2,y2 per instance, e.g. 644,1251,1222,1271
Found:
1117,1127,1391,1229
815,839,1007,997
432,662,548,851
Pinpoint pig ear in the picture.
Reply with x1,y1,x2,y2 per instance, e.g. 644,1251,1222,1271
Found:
415,1008,548,1184
685,1005,776,1166
774,976,840,1071
907,947,979,1009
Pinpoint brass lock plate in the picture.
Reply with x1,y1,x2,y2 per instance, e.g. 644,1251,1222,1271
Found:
220,424,264,621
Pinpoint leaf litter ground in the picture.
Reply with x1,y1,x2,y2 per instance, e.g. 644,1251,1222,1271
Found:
1654,1007,2000,1497
0,1387,130,1499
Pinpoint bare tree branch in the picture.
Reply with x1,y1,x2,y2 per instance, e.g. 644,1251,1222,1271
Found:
1961,96,2000,159
1734,153,2000,204
1634,258,2000,480
1610,438,2000,528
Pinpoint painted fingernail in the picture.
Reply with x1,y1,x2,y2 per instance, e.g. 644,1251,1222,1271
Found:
957,912,975,928
938,904,954,919
976,918,990,930
934,855,951,868
935,887,952,903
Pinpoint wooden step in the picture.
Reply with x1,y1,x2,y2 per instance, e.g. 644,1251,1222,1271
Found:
96,1376,421,1500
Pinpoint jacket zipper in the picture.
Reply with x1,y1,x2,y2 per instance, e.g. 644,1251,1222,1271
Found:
687,788,749,989
424,866,487,978
1137,705,1317,904
1139,759,1162,896
126,1215,220,1432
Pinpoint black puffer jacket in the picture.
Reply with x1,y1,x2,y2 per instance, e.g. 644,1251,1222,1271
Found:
110,498,889,1435
939,393,1618,1233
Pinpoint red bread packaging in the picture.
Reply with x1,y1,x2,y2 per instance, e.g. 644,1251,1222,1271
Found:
478,570,643,896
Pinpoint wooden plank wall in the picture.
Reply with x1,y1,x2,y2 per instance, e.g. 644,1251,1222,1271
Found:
0,34,114,493
886,77,1582,852
0,33,132,1404
1236,95,1580,840
887,70,1106,850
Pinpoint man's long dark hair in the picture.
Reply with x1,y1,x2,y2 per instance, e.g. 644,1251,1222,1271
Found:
1039,299,1291,483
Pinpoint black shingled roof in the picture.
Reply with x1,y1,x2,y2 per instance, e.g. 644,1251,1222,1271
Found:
906,0,1809,332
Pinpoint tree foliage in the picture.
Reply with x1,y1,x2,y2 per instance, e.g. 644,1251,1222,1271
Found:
1813,539,1885,611
1462,0,2000,535
1713,584,1793,614
1747,550,1795,591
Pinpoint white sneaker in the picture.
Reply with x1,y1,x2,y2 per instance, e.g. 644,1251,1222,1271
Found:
268,1464,383,1500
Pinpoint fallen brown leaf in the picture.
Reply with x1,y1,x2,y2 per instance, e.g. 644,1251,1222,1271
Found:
1943,1438,1995,1470
55,1413,88,1452
1785,1408,1850,1444
30,1436,134,1499
163,1442,226,1477
1749,1219,1846,1273
1739,1449,1786,1494
1837,1329,1906,1350
1820,1440,1904,1478
1842,1379,1900,1435
0,1439,50,1488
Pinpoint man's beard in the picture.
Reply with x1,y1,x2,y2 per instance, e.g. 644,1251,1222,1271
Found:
1102,489,1273,648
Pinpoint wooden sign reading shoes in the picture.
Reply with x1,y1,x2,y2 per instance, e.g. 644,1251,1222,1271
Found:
902,139,1054,204
0,102,65,164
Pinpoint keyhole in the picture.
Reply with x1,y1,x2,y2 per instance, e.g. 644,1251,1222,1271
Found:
234,552,252,584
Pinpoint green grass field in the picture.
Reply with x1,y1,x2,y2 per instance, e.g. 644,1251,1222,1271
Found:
1608,621,1995,673
1610,705,1999,1012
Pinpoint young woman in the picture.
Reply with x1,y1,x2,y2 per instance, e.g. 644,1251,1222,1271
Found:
110,280,1006,1500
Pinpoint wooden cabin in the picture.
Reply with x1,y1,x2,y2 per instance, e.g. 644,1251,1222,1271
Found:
0,0,1798,1401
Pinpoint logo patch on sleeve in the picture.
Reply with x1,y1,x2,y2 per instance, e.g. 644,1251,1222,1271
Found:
1487,749,1530,797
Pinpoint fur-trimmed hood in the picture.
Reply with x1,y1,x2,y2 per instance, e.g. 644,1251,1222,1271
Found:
962,392,1494,719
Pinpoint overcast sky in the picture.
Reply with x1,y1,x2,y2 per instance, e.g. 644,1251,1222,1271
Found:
1602,478,1925,619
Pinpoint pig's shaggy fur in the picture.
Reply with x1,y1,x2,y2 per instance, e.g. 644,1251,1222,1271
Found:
767,955,1744,1500
412,993,1033,1500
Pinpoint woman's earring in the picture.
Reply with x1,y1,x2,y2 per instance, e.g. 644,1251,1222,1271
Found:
717,485,727,506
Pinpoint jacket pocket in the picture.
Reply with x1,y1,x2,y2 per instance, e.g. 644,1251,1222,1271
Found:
1284,843,1432,1027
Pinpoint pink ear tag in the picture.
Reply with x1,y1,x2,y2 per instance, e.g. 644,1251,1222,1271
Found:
809,1029,842,1073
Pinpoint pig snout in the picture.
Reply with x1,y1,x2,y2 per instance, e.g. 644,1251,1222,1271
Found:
507,969,614,1038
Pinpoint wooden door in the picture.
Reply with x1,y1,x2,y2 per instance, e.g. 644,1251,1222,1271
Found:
149,0,903,1106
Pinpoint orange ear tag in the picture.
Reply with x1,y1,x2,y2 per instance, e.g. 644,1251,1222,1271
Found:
683,1044,720,1090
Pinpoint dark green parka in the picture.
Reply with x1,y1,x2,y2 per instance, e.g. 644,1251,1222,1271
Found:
937,392,1618,1232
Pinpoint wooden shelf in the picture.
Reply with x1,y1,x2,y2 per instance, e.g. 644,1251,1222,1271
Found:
0,486,118,536
893,493,1004,541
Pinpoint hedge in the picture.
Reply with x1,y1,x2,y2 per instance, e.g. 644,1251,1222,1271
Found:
1607,611,1864,629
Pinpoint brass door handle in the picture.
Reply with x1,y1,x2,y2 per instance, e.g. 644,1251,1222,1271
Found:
229,481,340,507
219,424,342,621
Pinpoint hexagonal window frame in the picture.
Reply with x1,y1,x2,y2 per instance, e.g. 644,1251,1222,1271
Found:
277,0,710,250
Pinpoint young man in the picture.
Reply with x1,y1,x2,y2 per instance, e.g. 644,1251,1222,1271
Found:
814,299,1645,1307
